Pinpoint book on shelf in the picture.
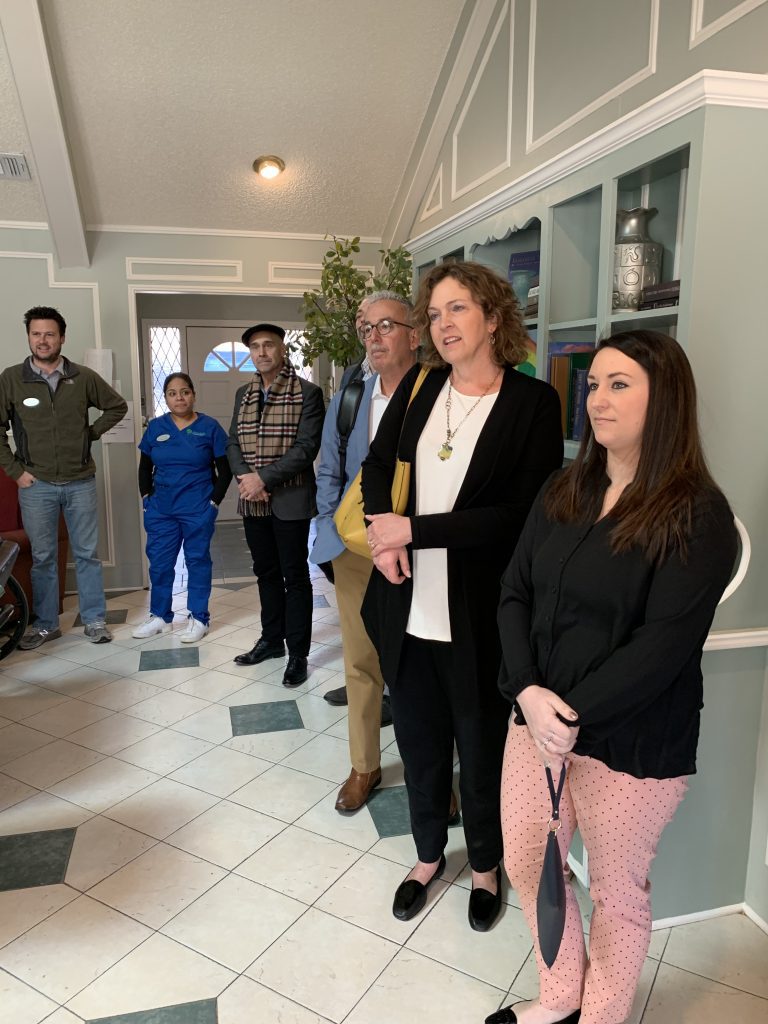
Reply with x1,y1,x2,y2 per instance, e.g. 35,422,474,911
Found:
641,279,680,302
638,297,679,311
548,348,593,439
507,249,540,278
525,285,539,317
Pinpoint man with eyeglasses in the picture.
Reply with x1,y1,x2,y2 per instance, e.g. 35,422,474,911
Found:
311,291,419,812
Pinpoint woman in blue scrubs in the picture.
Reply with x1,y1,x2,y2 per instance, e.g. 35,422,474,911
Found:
134,373,232,642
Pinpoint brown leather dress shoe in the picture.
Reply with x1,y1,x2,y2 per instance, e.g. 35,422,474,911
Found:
335,768,382,813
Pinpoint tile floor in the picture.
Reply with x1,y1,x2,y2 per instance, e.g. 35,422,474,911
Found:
0,563,767,1023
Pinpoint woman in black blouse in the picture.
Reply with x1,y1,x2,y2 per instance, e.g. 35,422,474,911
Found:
489,331,737,1024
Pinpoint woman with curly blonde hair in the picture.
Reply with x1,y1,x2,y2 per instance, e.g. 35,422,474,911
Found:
361,260,563,930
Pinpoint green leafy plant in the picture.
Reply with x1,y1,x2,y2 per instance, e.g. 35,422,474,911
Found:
300,236,413,367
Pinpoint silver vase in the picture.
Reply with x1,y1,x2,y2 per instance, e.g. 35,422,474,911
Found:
612,208,663,312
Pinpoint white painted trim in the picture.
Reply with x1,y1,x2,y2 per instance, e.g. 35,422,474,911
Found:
567,851,589,889
89,223,381,243
0,250,116,568
452,1,514,201
527,0,659,154
406,70,768,255
267,261,376,287
125,257,243,282
690,0,768,48
744,902,768,936
0,220,48,231
384,0,498,245
703,628,768,652
652,903,745,930
420,165,444,222
719,516,751,605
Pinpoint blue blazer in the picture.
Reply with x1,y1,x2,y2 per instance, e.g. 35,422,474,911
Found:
310,375,376,564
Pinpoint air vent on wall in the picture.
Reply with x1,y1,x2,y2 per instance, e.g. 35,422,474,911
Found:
0,153,32,180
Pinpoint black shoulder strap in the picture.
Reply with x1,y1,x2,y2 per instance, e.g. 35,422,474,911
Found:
335,379,365,503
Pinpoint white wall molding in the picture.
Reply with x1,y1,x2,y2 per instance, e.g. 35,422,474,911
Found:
452,0,514,200
407,70,768,255
0,250,116,567
267,261,375,287
526,0,659,153
125,257,243,283
88,223,381,243
383,0,498,245
0,220,48,231
653,903,747,931
744,902,768,936
703,628,768,652
420,165,444,222
690,0,768,48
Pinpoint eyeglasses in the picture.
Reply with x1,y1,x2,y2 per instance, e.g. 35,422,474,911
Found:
359,318,412,341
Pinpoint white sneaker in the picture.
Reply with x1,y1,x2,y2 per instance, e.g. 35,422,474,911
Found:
180,615,209,643
132,614,171,639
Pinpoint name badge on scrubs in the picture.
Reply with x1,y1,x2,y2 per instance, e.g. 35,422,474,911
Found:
23,397,40,407
156,433,171,441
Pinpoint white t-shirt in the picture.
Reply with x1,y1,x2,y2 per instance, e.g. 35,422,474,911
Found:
406,378,499,641
368,374,390,441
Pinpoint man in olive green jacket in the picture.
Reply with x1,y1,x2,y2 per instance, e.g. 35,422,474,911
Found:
0,306,127,648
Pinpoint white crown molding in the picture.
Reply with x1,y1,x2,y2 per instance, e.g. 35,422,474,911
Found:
690,0,768,48
85,223,381,243
452,1,514,200
420,165,444,222
0,220,49,231
0,249,116,566
125,257,243,282
526,0,659,154
406,70,768,255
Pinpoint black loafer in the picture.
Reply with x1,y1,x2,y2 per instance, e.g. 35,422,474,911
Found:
392,853,446,921
468,864,502,932
234,638,285,666
485,1007,581,1024
380,694,393,727
323,684,348,706
282,655,308,687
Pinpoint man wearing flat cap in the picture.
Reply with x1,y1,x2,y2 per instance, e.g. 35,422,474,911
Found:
227,324,324,686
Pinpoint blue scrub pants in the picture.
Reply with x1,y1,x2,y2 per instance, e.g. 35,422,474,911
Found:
144,500,217,624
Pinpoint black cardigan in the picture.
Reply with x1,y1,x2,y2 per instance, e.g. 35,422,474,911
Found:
497,481,738,778
361,363,563,693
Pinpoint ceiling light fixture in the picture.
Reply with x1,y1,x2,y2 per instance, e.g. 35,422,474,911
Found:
253,155,285,180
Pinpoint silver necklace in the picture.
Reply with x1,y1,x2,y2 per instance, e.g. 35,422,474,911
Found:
438,369,501,461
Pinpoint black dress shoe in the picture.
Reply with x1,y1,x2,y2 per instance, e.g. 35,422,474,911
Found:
392,853,446,921
380,694,393,727
323,684,348,706
282,655,308,687
468,864,502,932
485,1006,581,1024
234,638,285,666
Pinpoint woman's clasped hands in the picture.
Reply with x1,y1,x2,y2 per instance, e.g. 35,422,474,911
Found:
516,684,580,771
365,513,413,585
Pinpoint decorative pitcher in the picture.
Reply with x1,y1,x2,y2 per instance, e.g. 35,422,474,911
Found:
612,207,663,312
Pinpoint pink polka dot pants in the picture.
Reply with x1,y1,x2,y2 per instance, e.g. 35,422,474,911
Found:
501,725,688,1024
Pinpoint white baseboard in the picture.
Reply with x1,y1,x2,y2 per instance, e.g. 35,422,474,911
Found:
652,903,744,930
743,902,768,935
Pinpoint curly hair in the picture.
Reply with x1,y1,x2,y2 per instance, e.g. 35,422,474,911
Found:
413,261,528,368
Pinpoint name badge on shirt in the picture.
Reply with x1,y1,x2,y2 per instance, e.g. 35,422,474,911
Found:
23,397,40,407
156,433,171,441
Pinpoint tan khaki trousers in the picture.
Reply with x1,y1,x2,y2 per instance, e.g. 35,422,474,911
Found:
332,547,384,773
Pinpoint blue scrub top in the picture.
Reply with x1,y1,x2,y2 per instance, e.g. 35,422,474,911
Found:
139,412,228,514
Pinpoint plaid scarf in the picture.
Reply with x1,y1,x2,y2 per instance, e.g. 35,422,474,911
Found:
236,363,305,517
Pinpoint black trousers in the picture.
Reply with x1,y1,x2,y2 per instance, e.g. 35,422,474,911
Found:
242,514,312,657
389,634,510,871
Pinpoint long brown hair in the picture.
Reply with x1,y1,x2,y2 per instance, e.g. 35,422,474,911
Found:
413,261,529,368
545,330,720,562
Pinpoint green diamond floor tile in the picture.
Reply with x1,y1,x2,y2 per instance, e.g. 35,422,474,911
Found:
88,998,217,1024
138,648,200,671
230,700,303,736
366,784,462,839
0,827,76,891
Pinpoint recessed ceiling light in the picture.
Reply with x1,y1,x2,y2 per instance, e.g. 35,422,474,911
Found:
253,155,285,180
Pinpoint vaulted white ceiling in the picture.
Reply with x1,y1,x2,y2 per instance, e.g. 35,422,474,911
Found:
0,0,465,240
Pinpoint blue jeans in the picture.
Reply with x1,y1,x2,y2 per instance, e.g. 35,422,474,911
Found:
18,476,106,630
